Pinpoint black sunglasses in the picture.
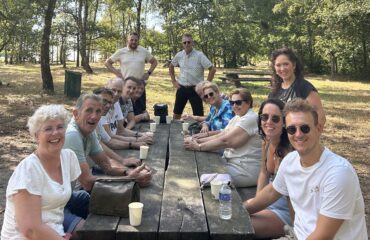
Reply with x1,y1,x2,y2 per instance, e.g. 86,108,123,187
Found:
286,124,311,135
183,41,192,45
203,92,214,99
229,100,246,106
260,113,281,124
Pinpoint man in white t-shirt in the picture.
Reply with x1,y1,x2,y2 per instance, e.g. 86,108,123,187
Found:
105,32,157,112
93,87,141,168
102,77,153,147
245,98,367,239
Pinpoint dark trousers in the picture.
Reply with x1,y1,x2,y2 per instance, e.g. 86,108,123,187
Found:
63,190,90,233
173,85,204,116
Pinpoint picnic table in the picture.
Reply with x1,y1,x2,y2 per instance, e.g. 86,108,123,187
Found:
220,70,272,87
78,122,255,240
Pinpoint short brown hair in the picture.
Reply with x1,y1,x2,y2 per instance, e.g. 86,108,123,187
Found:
182,33,193,39
284,98,318,125
123,76,141,85
128,32,140,38
229,88,253,108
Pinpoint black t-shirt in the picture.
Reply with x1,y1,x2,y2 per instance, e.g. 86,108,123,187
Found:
268,78,317,103
133,97,146,115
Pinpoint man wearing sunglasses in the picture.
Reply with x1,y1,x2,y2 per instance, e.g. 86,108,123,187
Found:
169,33,216,119
245,98,367,239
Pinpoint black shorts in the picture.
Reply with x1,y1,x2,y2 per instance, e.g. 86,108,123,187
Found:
173,85,204,116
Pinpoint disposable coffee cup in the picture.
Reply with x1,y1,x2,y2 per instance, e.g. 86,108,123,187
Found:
166,116,173,124
128,202,144,226
150,123,157,132
140,146,149,160
182,122,189,131
154,116,160,124
210,180,222,200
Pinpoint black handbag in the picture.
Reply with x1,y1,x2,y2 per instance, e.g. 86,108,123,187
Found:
89,176,140,217
153,103,168,123
189,122,202,135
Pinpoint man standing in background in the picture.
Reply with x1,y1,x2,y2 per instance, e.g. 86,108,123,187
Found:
169,33,216,119
105,32,158,106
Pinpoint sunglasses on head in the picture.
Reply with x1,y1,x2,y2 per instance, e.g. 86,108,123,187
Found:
203,92,214,99
260,113,281,124
183,41,192,45
286,124,311,135
229,100,246,106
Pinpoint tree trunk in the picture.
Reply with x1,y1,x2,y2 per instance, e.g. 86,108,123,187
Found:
136,0,142,36
330,52,336,77
77,0,93,73
87,0,99,64
60,37,64,65
51,43,54,63
40,0,57,94
56,45,59,64
76,33,80,67
361,33,368,75
5,49,8,64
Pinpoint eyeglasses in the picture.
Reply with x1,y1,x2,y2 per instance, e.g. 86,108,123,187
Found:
286,124,311,135
260,113,281,124
40,125,65,134
203,92,214,99
182,41,192,45
102,99,113,107
229,100,246,106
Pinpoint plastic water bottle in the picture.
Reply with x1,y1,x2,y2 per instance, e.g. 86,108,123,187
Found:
219,182,232,220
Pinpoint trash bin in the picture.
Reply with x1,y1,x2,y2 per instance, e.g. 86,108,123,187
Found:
64,70,82,98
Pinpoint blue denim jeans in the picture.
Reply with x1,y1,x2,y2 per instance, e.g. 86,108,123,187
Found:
63,190,90,233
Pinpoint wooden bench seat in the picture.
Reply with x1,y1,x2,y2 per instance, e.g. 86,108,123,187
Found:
219,76,271,87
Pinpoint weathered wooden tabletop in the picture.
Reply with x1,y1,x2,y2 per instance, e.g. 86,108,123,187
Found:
78,122,254,240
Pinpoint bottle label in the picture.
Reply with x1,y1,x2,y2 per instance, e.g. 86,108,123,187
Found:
219,193,231,201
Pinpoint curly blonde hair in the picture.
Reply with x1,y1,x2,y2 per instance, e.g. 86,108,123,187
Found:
27,104,70,138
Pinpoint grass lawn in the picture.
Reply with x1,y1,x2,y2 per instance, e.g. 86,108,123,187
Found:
0,62,369,235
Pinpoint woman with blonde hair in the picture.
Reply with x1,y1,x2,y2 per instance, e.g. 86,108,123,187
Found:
1,105,88,240
184,89,261,187
198,81,234,135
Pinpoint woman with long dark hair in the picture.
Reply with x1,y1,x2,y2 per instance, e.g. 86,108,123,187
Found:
245,99,293,239
269,47,326,127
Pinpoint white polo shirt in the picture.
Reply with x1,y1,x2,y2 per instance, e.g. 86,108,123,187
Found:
171,49,213,86
109,46,153,79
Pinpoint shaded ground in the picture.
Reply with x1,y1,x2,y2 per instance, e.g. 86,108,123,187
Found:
0,63,369,238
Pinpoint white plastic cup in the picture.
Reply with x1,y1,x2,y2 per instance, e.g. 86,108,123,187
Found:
182,122,189,131
140,146,149,160
150,123,157,132
210,180,223,200
166,116,173,124
154,116,160,124
128,202,144,226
